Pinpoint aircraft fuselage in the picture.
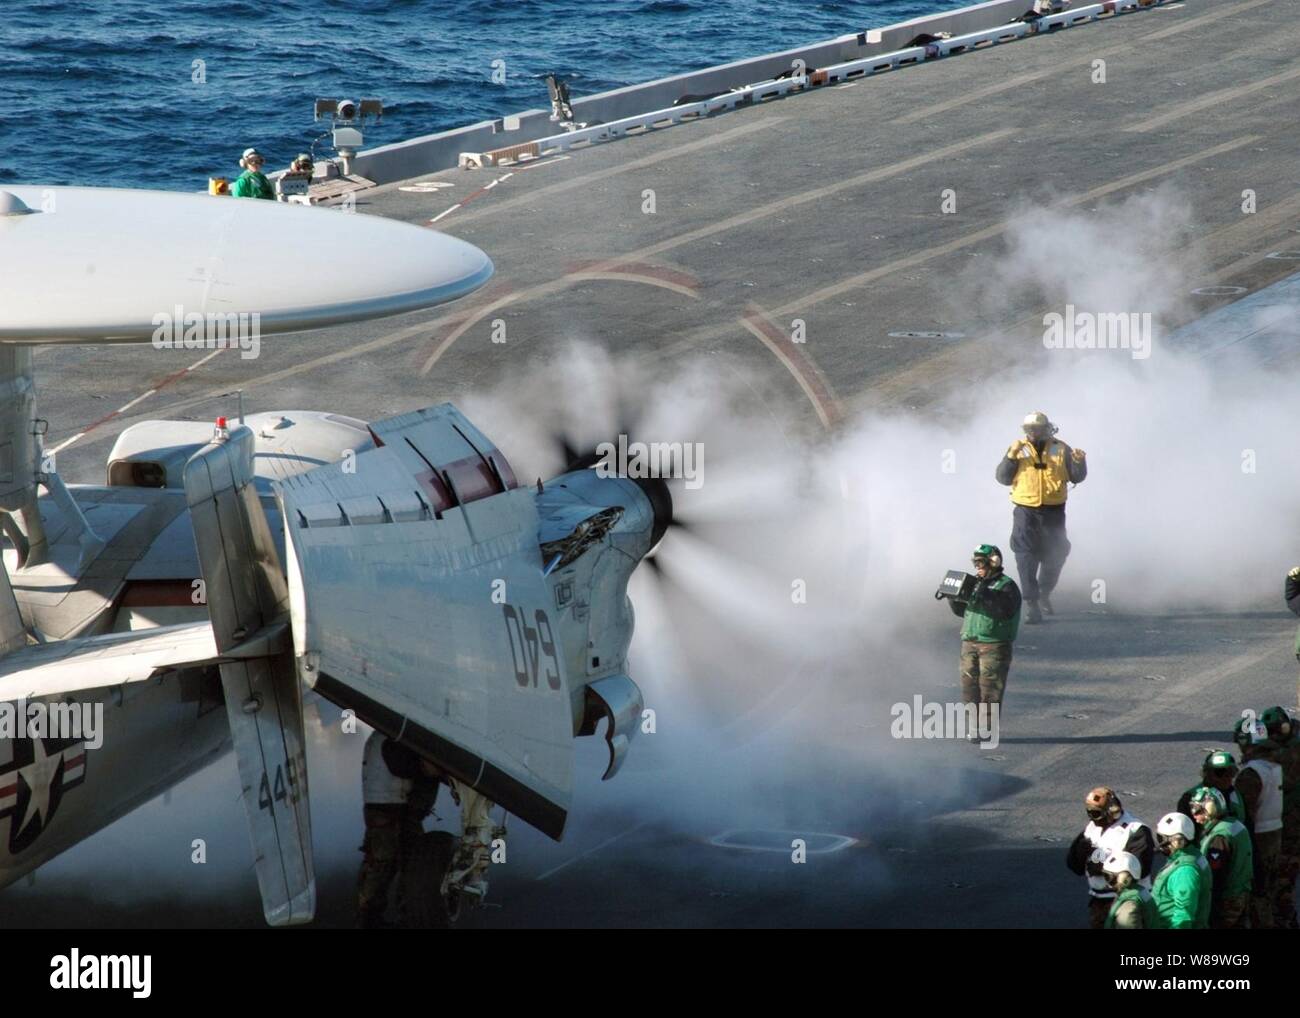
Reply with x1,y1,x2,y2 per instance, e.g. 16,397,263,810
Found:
0,666,230,889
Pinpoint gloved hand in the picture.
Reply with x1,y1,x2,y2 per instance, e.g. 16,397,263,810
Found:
1071,447,1086,462
1007,439,1029,458
1288,566,1300,581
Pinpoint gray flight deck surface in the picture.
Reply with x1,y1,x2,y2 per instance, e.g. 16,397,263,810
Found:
13,0,1300,927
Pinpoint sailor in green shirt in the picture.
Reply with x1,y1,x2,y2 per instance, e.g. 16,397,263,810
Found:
1190,785,1253,929
1101,851,1157,929
1177,750,1247,827
946,544,1022,734
1152,812,1212,929
231,147,275,200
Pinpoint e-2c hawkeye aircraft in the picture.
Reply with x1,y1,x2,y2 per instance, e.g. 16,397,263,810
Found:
0,186,668,924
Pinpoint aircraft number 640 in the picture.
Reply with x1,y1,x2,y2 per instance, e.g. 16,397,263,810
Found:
502,605,561,691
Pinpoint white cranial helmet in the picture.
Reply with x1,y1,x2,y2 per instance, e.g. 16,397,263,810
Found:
1022,411,1056,435
1157,813,1194,840
1102,851,1140,880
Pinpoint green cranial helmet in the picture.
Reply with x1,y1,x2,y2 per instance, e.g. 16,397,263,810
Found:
1189,785,1226,822
972,544,1003,571
1261,706,1293,741
1202,749,1237,776
1234,715,1274,751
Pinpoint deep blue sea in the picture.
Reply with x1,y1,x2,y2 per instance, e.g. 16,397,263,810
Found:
3,0,966,192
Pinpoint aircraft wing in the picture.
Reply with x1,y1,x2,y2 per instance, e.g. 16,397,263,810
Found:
0,621,220,700
279,404,576,840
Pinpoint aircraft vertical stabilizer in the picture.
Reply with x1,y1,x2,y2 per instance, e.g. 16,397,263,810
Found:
183,424,315,926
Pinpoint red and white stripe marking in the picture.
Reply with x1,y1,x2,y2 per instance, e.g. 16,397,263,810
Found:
62,750,86,784
429,173,515,224
427,156,569,226
47,348,226,457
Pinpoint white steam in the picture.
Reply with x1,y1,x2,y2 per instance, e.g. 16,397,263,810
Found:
461,186,1300,845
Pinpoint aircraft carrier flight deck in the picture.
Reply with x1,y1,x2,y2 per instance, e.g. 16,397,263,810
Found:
12,0,1300,928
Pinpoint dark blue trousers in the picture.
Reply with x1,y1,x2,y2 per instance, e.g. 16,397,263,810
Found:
1010,503,1070,603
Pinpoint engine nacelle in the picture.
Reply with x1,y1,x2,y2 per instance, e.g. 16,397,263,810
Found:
535,466,669,776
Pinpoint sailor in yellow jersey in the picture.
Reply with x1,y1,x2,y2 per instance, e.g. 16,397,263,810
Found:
995,411,1087,624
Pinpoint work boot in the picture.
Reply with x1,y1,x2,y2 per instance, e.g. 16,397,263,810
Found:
1025,600,1043,625
1040,593,1054,616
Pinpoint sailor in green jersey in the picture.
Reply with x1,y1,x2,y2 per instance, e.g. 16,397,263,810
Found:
1261,707,1300,928
947,544,1022,729
231,148,276,200
1101,851,1157,929
1189,786,1253,929
1152,812,1212,929
1177,750,1247,826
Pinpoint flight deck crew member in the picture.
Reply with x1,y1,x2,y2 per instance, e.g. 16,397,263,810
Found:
1189,786,1253,929
1152,812,1212,930
1261,706,1300,928
1234,716,1284,930
1176,750,1247,827
1100,851,1156,929
356,731,445,928
946,544,1021,725
231,147,275,199
1066,786,1154,929
995,411,1086,624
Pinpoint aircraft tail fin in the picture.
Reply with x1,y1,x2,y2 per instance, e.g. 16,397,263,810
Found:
184,424,315,927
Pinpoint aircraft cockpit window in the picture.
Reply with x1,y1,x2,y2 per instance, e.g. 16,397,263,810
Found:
107,460,167,488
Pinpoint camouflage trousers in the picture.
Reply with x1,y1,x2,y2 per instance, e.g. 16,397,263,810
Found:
356,804,421,928
1250,829,1282,931
1212,893,1250,930
960,640,1013,706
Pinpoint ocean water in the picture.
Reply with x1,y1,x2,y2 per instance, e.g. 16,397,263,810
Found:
3,0,969,192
